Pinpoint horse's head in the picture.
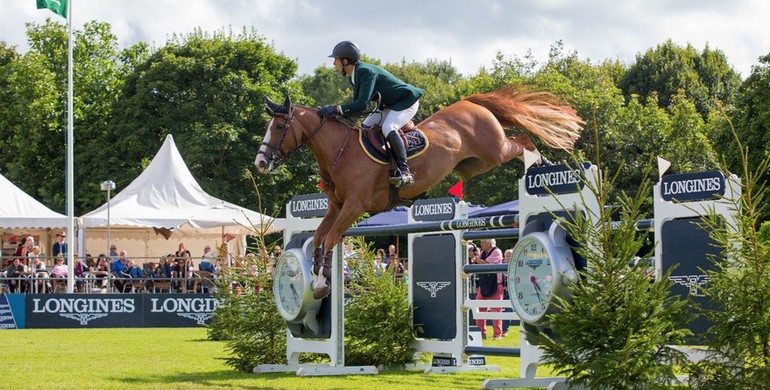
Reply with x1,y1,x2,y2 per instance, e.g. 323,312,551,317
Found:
255,94,300,173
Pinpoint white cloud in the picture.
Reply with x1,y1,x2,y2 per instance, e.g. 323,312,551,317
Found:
1,0,767,78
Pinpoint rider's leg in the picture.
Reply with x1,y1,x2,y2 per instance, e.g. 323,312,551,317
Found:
382,101,419,185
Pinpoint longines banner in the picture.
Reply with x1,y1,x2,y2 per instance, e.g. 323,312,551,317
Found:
0,293,219,329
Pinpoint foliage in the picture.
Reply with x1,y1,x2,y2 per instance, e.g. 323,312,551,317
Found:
619,39,741,120
211,251,288,372
536,156,691,389
342,237,417,367
686,128,770,388
723,53,770,220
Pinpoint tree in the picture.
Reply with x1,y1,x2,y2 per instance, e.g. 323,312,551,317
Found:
103,28,314,215
726,53,770,207
619,40,741,120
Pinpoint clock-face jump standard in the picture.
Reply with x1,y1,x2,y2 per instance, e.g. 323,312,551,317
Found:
273,249,323,334
508,223,577,327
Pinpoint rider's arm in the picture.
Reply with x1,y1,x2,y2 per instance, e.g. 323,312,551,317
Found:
340,66,376,115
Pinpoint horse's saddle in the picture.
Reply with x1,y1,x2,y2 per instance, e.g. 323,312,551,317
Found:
359,121,429,164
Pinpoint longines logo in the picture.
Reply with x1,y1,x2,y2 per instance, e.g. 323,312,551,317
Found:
32,297,136,325
669,275,709,295
150,297,220,324
416,281,451,297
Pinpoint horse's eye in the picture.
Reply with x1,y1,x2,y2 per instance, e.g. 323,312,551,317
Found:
276,123,285,130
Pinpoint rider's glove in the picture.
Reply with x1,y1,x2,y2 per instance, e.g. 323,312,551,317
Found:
318,106,339,118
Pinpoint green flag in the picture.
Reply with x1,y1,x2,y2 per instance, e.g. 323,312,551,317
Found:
36,0,68,18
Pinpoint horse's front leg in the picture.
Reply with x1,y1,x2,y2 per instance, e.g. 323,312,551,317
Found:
311,201,340,281
312,201,365,299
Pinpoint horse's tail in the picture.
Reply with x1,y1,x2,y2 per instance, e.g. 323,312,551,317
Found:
464,86,585,150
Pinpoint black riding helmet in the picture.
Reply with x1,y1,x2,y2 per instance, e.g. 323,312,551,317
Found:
329,41,360,63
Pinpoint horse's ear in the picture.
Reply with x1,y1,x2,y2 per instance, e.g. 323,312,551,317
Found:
265,96,280,114
282,93,291,110
265,106,275,116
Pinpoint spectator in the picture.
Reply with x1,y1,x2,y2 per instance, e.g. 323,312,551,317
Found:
94,254,110,290
475,239,504,340
387,254,404,282
155,256,172,279
85,253,95,270
5,258,24,293
31,257,50,293
111,250,129,292
199,245,217,273
270,245,283,259
175,242,192,261
52,231,67,258
172,256,187,292
21,236,37,267
74,253,89,292
52,255,68,278
387,244,397,265
109,245,119,261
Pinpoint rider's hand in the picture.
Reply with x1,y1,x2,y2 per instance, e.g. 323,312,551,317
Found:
318,106,338,118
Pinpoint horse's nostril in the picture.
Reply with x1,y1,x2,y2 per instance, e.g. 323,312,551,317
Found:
258,160,266,168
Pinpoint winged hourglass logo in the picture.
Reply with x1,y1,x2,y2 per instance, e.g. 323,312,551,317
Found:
416,281,451,298
669,275,709,295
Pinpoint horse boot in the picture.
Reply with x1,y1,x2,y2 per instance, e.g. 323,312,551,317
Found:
386,131,414,187
311,249,333,299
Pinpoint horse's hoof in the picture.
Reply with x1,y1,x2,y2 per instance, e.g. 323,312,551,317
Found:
312,285,330,300
321,266,331,279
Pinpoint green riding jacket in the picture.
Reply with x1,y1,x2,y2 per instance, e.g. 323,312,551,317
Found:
340,61,424,115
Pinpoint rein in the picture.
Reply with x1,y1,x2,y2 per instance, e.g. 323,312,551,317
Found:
261,107,328,168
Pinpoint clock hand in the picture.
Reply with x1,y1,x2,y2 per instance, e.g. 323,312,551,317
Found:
530,274,542,301
289,284,300,303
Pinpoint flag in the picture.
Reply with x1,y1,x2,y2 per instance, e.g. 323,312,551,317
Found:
448,180,463,199
36,0,68,18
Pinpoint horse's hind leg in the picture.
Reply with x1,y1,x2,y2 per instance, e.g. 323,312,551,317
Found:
508,133,548,164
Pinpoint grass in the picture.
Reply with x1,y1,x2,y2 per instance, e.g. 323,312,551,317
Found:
0,326,557,389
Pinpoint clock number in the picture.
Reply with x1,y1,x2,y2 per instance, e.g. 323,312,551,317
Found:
517,292,523,300
514,276,520,284
517,260,523,267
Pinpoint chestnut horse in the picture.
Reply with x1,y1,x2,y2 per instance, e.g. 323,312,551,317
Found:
255,86,584,298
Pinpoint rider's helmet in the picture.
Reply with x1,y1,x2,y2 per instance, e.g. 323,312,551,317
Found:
328,41,360,64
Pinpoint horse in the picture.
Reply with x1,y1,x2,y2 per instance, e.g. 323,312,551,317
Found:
255,86,584,298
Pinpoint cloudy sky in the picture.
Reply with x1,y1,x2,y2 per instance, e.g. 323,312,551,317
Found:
2,0,768,78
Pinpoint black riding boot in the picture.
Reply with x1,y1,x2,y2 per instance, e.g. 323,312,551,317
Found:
386,132,414,186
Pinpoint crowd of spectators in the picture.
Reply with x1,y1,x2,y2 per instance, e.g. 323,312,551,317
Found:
1,238,221,294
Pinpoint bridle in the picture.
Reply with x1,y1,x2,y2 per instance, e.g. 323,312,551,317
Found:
258,106,328,169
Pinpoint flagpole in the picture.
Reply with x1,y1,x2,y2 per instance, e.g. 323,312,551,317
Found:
66,0,75,293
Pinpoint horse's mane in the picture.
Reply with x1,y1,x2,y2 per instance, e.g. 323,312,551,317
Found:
464,86,584,150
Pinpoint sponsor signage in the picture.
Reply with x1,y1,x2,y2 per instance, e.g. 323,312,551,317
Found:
431,355,486,367
288,193,328,218
411,197,456,221
660,170,725,202
19,294,219,328
524,162,591,196
0,295,17,329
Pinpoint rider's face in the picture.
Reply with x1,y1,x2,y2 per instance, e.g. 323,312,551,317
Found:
333,57,344,73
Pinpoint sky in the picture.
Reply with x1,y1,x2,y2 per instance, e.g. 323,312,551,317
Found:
2,0,768,79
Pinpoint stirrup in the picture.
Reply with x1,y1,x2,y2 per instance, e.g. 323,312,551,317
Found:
389,170,414,187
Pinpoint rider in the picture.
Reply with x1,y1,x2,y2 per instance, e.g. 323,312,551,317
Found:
318,41,424,186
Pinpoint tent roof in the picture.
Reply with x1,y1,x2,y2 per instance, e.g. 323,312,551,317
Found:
81,134,282,235
0,172,67,229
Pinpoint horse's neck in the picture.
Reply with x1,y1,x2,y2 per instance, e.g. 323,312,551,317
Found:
296,109,354,173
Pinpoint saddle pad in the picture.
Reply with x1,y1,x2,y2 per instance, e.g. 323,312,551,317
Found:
359,128,429,165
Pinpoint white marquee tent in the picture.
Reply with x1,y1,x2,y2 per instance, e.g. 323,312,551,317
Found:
80,134,283,263
0,172,67,261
